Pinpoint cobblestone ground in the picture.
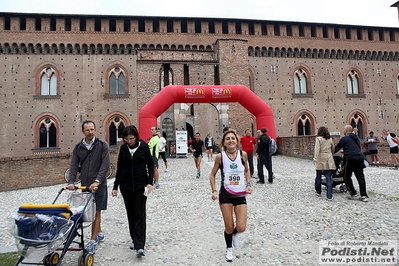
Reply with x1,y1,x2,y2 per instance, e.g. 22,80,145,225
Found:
1,155,398,265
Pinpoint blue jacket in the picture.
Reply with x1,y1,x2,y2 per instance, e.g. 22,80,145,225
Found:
334,133,363,158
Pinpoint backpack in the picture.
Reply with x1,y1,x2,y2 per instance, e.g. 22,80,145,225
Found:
269,137,277,155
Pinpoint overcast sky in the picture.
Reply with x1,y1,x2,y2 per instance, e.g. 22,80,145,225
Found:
1,0,399,27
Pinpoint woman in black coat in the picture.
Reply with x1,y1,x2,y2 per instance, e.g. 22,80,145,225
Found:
112,125,154,257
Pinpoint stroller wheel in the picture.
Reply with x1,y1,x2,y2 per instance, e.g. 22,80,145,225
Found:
49,252,59,265
43,254,51,266
78,253,94,266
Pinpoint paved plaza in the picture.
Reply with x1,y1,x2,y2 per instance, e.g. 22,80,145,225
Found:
1,155,398,265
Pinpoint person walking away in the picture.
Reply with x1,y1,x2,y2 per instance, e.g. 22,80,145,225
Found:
204,132,216,162
334,125,369,202
209,129,253,262
381,129,399,170
240,129,257,178
68,120,110,254
256,128,274,184
148,127,160,188
189,132,204,178
112,125,154,257
157,131,169,172
313,126,336,200
364,131,380,166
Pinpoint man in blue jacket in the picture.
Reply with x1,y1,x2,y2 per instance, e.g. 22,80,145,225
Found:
334,125,369,202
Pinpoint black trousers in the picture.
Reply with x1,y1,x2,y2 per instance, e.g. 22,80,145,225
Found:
344,154,368,197
121,189,147,250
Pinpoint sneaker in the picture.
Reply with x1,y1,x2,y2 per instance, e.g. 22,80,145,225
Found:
232,233,240,248
327,196,334,201
136,249,145,257
347,194,359,200
360,196,368,202
154,182,160,189
225,247,233,262
165,169,169,172
95,232,105,243
196,172,200,178
86,240,96,254
129,241,135,250
315,191,321,197
394,166,399,170
256,181,265,184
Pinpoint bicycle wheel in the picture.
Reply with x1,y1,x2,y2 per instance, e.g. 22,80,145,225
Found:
106,163,115,179
64,168,81,184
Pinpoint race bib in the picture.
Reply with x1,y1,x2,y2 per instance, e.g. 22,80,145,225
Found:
223,172,246,195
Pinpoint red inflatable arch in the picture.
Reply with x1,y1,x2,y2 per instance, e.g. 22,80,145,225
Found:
139,85,276,141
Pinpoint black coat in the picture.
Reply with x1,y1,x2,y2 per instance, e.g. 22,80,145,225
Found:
113,140,154,193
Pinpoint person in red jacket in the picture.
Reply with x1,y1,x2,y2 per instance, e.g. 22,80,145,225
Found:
240,129,257,178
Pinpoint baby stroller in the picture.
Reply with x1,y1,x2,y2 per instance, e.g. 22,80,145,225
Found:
11,186,96,266
321,153,347,193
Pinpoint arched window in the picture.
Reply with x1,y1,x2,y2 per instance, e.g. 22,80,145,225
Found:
104,112,130,146
34,63,61,97
347,70,359,94
297,114,312,136
108,117,125,146
349,113,366,139
104,62,130,98
109,67,125,95
396,74,399,95
40,67,57,95
294,69,307,94
33,113,61,152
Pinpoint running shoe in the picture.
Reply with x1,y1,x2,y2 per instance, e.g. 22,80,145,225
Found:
225,247,233,262
347,193,359,200
129,241,135,250
86,240,96,254
196,172,200,178
95,232,105,243
360,196,368,202
232,233,240,248
154,182,160,189
136,249,145,257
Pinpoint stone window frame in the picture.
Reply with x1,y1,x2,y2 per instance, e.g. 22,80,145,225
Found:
347,110,368,139
33,62,61,99
32,112,61,153
103,61,130,99
103,112,130,146
293,110,315,136
291,64,313,98
344,66,365,98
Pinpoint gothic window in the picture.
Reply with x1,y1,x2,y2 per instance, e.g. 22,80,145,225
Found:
108,116,126,146
349,113,365,139
40,67,57,95
34,116,59,149
297,114,312,136
294,69,308,94
396,74,399,95
347,70,359,94
109,67,125,95
160,64,173,89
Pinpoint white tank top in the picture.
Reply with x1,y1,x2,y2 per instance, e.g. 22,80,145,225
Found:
221,151,246,196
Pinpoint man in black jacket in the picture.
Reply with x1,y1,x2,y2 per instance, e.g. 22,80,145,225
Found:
256,127,273,184
334,125,369,202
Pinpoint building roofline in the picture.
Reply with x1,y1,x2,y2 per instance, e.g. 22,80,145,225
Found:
0,11,397,29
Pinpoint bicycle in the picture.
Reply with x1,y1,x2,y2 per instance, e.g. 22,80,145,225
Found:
64,163,115,184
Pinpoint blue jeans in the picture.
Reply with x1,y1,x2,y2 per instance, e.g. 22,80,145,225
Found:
258,154,273,183
315,170,332,199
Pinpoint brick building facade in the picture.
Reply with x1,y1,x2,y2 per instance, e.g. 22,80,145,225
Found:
0,10,399,190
